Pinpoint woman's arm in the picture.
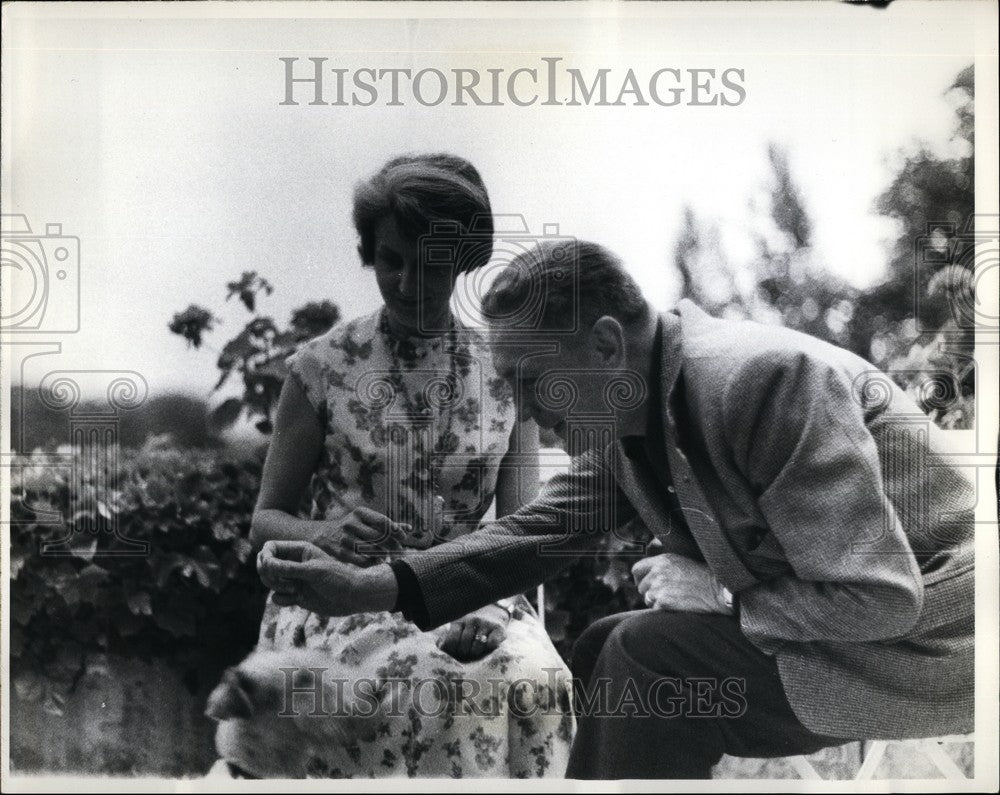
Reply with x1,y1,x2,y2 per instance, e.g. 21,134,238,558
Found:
249,375,326,549
251,374,411,562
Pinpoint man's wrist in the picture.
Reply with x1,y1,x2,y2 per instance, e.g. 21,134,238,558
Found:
363,563,399,613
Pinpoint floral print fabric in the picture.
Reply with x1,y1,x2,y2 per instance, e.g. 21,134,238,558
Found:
253,308,575,777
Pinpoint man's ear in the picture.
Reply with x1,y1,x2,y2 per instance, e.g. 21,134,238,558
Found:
589,316,626,367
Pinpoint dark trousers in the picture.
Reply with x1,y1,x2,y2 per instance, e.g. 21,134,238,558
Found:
566,610,849,779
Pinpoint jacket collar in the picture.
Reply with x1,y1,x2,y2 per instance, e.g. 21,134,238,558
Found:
658,306,685,421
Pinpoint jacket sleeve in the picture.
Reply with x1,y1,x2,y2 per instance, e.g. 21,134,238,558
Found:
722,351,924,653
401,447,637,629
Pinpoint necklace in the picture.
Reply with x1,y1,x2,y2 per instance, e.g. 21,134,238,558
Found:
379,309,466,543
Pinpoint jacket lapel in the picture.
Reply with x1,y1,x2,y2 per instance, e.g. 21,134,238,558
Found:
613,442,702,559
657,309,759,592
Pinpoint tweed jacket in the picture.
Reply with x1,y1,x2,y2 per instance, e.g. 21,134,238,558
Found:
404,299,975,740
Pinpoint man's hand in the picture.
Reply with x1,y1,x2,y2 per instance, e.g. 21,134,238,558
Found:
632,553,733,615
257,540,398,616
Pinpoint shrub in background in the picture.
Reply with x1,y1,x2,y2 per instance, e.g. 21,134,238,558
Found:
9,445,269,715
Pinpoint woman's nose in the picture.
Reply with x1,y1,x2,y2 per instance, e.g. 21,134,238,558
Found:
398,262,419,297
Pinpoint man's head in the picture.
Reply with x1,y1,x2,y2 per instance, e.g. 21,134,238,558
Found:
483,240,655,449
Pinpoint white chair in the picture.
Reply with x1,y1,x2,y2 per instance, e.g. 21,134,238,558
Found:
787,734,974,780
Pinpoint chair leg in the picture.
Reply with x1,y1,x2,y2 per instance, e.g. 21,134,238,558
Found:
921,739,969,780
855,740,888,780
787,755,824,779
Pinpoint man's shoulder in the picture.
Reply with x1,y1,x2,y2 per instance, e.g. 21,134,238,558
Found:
673,300,871,385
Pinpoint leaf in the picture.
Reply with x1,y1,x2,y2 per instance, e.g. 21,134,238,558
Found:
10,548,27,580
153,608,197,638
211,520,237,542
290,300,340,340
10,627,25,657
225,271,273,312
189,545,222,589
168,304,218,348
218,328,257,369
255,355,290,380
247,316,278,339
211,398,243,430
114,606,146,637
213,367,232,392
68,533,98,562
71,508,96,526
13,670,45,702
126,590,153,616
42,690,67,717
153,552,186,588
231,537,253,564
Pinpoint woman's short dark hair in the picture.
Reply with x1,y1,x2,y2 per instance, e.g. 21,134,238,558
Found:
482,239,648,332
353,154,494,274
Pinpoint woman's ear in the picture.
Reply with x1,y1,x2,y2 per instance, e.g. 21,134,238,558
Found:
589,316,626,367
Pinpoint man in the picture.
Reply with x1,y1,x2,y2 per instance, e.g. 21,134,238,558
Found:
259,240,974,778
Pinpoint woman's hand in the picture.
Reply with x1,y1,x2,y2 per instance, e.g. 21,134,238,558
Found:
437,604,509,662
314,507,411,566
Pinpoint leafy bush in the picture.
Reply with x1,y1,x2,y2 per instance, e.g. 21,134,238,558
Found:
9,437,643,703
538,519,648,661
9,444,269,714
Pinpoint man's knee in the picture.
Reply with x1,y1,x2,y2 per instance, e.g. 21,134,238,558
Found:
603,611,729,675
571,613,628,683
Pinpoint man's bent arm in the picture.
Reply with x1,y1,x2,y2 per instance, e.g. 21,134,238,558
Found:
394,448,637,630
723,351,925,653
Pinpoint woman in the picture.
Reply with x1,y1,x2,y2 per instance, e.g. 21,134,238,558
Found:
216,154,574,778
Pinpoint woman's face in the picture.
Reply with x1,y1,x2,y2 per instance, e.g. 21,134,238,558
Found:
369,214,456,336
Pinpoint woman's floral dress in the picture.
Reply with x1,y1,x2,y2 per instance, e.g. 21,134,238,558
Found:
253,308,575,778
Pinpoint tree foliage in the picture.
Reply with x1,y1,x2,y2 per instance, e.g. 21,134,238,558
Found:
673,65,975,429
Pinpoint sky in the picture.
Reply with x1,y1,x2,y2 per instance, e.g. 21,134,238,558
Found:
1,0,990,406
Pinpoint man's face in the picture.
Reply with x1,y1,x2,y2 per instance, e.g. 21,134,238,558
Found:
490,327,614,448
